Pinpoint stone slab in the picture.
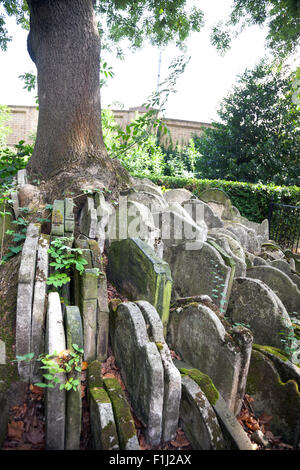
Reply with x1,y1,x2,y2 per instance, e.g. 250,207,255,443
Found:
45,292,66,450
103,377,140,450
51,200,65,236
136,300,181,442
89,387,119,450
108,238,172,335
64,306,84,450
110,301,164,446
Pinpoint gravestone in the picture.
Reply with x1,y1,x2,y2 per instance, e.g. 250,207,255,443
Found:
180,375,225,450
64,306,84,450
109,301,164,446
227,277,293,350
45,292,66,450
246,265,300,315
89,387,119,450
136,300,181,442
164,241,232,312
182,199,224,229
16,223,40,382
168,301,253,414
163,188,194,205
31,234,50,382
108,238,172,333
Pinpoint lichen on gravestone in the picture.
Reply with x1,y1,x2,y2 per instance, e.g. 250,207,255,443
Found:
89,386,119,450
103,377,139,450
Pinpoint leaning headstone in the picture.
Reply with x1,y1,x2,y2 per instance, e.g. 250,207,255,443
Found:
10,190,19,219
110,301,164,446
270,259,300,291
80,197,97,239
153,209,207,251
246,265,300,315
164,241,232,311
45,292,66,450
180,375,225,450
163,188,194,205
207,235,246,278
64,306,84,450
30,234,50,383
246,348,300,447
136,300,181,442
89,387,119,450
128,190,168,213
79,268,99,362
182,199,224,229
17,169,28,186
103,377,140,450
168,301,253,415
227,277,293,350
51,199,65,236
107,198,160,250
107,238,172,334
64,198,75,235
173,361,253,450
16,223,40,381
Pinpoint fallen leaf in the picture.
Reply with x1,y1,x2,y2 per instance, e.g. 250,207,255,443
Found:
81,361,88,371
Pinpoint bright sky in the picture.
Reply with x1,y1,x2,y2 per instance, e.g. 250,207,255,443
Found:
0,0,291,123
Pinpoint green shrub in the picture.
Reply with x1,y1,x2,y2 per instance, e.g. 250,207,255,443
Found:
134,174,300,223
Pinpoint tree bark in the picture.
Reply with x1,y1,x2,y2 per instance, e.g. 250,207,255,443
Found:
26,0,128,189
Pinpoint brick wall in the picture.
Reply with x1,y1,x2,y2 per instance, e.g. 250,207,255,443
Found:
4,105,212,148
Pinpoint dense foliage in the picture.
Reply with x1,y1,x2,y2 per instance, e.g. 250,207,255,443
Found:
138,174,300,223
193,61,300,187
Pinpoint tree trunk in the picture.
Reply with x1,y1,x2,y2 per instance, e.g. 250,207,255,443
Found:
26,0,129,190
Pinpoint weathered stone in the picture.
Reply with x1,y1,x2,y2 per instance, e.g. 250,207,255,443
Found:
30,234,50,382
206,239,236,313
133,182,163,198
252,344,300,388
253,256,268,266
107,238,172,334
89,387,119,450
128,190,168,213
168,302,253,414
10,189,19,219
271,259,300,291
64,306,83,450
208,235,246,278
96,272,110,361
18,223,40,284
64,198,75,234
246,348,300,447
16,223,40,381
45,292,66,450
227,277,293,350
164,241,231,312
110,301,164,446
163,188,194,205
81,268,99,300
226,223,260,253
180,375,225,450
107,198,159,249
17,169,28,186
80,298,97,362
182,199,224,229
88,360,103,389
247,265,300,315
103,377,140,450
80,197,97,238
136,300,181,442
153,209,207,251
51,200,65,236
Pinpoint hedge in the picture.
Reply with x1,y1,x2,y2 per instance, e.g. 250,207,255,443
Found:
134,174,300,223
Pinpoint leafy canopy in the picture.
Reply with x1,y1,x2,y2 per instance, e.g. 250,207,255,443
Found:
0,0,299,58
193,60,300,186
211,0,300,58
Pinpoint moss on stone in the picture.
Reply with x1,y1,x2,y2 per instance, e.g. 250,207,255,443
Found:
88,360,103,388
253,344,289,362
103,377,137,449
155,342,163,351
90,386,111,404
180,368,219,406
